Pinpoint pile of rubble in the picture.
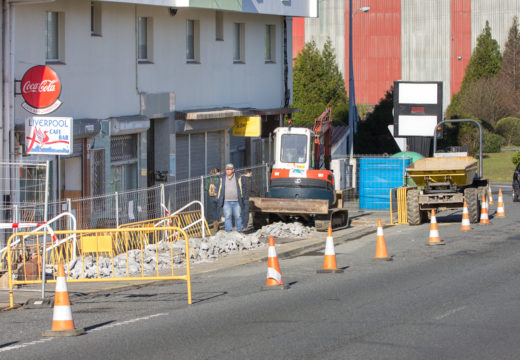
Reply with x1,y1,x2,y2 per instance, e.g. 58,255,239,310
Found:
66,221,313,279
253,221,314,241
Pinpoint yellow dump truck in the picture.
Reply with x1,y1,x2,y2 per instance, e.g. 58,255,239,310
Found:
405,156,488,225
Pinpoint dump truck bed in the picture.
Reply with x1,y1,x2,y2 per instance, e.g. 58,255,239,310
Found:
406,156,478,187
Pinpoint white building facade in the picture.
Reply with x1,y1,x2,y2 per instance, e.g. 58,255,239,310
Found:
1,0,317,203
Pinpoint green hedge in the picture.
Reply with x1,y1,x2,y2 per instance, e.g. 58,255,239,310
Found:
483,132,504,153
495,117,520,146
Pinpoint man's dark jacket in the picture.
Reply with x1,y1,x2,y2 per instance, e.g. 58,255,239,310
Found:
217,172,246,208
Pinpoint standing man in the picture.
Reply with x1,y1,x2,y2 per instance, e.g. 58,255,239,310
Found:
217,163,246,232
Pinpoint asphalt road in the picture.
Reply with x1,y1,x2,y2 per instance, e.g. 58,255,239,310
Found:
1,187,519,359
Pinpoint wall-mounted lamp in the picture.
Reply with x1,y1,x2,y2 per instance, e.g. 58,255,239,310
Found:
457,56,462,60
169,8,177,16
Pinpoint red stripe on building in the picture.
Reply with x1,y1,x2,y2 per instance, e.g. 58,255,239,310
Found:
292,17,305,62
347,0,402,105
450,0,471,97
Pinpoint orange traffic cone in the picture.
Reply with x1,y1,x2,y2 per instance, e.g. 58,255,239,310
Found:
42,263,85,337
480,191,490,225
426,209,445,245
496,188,506,217
262,236,290,290
317,227,344,273
488,185,494,205
460,201,471,231
372,219,392,261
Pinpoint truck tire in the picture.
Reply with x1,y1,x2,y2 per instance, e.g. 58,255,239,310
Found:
464,187,480,223
407,189,422,225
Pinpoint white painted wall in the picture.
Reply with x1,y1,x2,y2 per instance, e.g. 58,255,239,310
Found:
13,0,291,123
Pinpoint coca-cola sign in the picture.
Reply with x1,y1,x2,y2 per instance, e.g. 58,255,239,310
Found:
21,65,62,115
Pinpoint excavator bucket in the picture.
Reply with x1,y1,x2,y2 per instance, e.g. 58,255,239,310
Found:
249,197,349,231
249,197,329,215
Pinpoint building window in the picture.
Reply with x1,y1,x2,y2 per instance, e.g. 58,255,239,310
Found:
215,11,223,41
265,25,276,62
233,23,245,63
138,16,153,62
110,135,138,193
46,11,64,63
186,19,200,62
91,1,102,36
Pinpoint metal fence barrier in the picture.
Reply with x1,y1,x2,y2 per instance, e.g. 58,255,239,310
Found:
6,226,192,308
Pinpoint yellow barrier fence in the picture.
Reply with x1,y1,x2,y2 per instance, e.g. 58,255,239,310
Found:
5,226,192,308
389,187,412,225
119,210,211,239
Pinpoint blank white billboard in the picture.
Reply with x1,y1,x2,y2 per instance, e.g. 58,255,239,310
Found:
398,115,437,136
398,83,438,104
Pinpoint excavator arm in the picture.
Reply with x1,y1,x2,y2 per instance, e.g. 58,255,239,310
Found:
312,107,332,170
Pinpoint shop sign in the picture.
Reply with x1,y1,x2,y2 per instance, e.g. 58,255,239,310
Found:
233,116,261,137
25,117,73,155
21,65,62,115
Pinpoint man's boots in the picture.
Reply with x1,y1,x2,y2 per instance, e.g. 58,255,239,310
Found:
213,221,219,233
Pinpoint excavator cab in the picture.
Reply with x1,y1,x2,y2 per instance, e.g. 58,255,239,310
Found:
273,127,312,170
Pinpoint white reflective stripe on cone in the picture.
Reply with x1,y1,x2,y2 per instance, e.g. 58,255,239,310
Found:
52,306,73,321
55,278,68,292
429,230,440,237
268,246,277,258
324,237,335,255
377,227,384,236
267,268,282,283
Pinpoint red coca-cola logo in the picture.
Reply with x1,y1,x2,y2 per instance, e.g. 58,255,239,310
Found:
21,65,61,109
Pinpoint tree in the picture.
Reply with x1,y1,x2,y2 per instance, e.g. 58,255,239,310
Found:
460,21,502,89
292,40,347,126
500,16,520,93
457,76,511,128
354,87,399,154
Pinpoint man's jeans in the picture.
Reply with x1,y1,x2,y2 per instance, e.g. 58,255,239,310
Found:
223,201,242,232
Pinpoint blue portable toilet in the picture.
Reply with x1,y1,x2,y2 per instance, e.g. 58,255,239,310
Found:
359,157,411,210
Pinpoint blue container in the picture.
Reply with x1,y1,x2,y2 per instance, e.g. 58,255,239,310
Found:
359,157,411,210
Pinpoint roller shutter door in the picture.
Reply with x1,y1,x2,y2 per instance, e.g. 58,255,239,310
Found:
190,133,205,178
207,131,223,172
175,134,189,180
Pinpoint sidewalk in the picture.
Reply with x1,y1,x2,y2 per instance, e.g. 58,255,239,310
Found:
0,211,385,310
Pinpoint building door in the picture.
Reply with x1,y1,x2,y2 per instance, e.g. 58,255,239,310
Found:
207,131,223,172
